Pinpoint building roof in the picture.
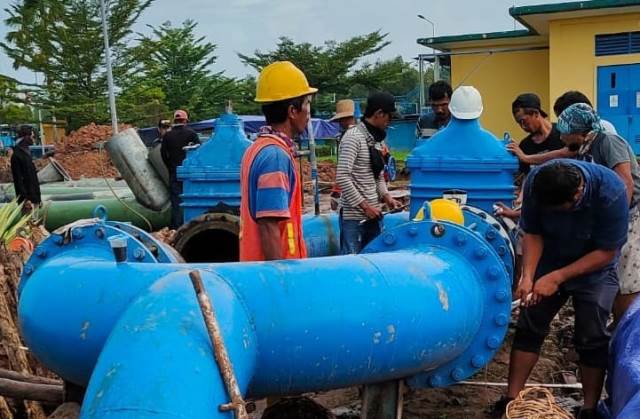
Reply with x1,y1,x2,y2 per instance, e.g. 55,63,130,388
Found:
417,30,544,51
419,0,640,51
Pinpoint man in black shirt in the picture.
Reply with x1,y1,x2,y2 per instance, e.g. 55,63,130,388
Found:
508,93,565,175
161,110,200,228
416,81,452,138
11,125,41,211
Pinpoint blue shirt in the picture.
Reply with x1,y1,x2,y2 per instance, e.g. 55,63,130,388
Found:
248,145,296,220
520,159,629,286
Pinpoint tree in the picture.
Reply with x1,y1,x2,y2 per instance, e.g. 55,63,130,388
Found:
0,104,34,124
351,57,420,96
238,32,421,115
2,0,154,129
129,20,250,122
239,31,391,94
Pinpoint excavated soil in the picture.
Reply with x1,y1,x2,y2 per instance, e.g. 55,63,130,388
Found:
0,224,61,418
51,124,125,179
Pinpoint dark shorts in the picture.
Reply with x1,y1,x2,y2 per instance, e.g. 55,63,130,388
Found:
513,268,619,368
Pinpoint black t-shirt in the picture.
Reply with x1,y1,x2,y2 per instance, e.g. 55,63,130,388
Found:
518,124,564,174
160,125,200,180
416,113,448,137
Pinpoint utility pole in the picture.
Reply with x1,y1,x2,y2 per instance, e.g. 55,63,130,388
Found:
417,14,438,108
100,0,118,134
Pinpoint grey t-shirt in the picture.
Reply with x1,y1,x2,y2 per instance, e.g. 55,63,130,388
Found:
587,132,640,207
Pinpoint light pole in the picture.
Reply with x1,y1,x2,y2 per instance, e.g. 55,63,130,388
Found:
100,0,118,134
417,14,435,40
417,14,437,112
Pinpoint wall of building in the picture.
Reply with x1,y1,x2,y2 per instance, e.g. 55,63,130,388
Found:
549,13,640,114
451,49,549,139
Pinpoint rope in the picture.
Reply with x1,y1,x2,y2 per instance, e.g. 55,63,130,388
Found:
505,387,573,419
99,145,153,231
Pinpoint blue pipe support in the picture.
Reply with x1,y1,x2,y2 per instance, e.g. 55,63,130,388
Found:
19,218,511,418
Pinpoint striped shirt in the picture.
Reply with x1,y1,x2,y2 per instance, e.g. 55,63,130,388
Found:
336,122,388,220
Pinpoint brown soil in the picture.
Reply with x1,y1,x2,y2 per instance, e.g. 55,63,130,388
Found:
0,223,60,418
51,124,127,180
0,124,126,183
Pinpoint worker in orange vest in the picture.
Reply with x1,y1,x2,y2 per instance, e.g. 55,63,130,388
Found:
239,61,317,261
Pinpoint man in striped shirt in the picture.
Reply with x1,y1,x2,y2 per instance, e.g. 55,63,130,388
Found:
336,92,402,254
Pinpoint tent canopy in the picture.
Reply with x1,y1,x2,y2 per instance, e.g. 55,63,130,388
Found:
187,115,340,139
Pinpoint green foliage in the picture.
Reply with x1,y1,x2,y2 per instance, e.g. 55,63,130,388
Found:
2,2,422,128
126,20,259,122
0,104,34,125
1,0,154,129
239,31,391,94
0,199,32,246
350,56,420,96
239,32,421,115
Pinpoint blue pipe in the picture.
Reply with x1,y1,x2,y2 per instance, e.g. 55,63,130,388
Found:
19,218,511,418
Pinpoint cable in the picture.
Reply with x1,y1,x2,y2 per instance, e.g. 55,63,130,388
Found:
454,52,495,88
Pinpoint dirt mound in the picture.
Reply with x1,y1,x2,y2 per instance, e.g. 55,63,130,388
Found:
60,123,128,153
0,124,127,183
52,124,129,180
301,161,336,184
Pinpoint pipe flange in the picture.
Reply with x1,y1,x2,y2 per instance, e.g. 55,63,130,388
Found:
462,208,514,280
19,220,178,295
362,220,511,388
462,205,517,266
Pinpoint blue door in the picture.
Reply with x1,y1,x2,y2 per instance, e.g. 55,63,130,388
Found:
597,64,640,154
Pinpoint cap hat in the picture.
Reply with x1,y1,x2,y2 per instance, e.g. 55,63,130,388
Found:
512,93,548,118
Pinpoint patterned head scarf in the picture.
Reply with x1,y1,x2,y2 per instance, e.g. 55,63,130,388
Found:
557,103,604,135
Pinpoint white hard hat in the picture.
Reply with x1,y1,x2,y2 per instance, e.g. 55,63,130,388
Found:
449,86,483,120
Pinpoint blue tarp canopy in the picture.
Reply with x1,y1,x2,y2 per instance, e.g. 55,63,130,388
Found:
138,115,340,146
187,115,339,139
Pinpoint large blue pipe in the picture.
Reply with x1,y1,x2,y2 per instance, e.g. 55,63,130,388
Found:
19,218,511,418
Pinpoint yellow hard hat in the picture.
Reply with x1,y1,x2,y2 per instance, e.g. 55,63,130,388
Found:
414,199,465,225
255,61,318,103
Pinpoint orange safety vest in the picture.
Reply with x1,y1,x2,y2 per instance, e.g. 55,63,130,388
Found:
239,134,307,262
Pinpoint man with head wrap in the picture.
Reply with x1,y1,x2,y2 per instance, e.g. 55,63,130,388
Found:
557,103,640,321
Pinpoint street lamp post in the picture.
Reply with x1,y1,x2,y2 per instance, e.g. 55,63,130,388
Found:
100,0,118,134
417,14,438,112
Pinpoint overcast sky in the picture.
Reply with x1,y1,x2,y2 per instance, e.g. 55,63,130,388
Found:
0,0,570,83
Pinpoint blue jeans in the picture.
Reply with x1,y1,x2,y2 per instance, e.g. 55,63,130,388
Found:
169,180,183,229
340,216,382,254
